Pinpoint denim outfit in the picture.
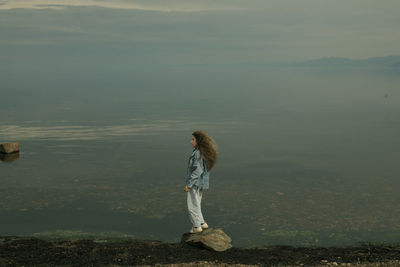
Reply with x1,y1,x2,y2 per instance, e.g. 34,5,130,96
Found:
186,148,209,228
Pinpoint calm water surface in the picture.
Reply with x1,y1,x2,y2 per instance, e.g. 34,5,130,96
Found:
1,68,399,247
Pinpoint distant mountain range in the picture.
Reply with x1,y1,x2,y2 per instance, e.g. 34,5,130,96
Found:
291,56,400,70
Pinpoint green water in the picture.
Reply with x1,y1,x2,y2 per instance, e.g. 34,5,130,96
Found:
1,68,400,247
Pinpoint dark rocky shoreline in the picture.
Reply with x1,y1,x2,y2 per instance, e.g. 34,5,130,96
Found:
1,236,399,266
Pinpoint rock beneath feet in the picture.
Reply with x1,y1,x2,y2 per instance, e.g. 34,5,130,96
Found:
0,142,19,154
181,228,232,252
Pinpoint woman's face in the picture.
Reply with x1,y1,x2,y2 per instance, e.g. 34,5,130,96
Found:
191,135,197,148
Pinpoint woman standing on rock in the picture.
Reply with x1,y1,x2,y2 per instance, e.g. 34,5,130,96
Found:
185,130,218,233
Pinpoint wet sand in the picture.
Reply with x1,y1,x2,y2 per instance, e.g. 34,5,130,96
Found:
1,236,399,266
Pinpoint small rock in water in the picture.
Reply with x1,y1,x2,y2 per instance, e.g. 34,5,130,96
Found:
0,142,19,154
181,228,232,252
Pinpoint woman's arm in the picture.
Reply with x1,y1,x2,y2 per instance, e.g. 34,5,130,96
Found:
186,150,203,189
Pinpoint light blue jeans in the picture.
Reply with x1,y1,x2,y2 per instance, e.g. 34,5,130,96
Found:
187,185,205,228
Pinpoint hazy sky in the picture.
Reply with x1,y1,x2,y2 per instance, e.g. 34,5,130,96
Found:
1,0,400,65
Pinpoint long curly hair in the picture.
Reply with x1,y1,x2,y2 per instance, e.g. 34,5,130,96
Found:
192,130,218,171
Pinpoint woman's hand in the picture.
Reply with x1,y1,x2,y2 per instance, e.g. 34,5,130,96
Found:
184,186,191,192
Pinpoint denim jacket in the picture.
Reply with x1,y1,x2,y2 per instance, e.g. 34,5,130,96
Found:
186,148,209,190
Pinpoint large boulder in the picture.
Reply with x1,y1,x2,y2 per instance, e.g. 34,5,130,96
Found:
0,142,19,154
181,228,232,252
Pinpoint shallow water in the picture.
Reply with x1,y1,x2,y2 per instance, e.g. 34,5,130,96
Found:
1,67,399,247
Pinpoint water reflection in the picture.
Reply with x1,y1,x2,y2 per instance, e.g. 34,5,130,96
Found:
0,120,239,141
0,152,19,163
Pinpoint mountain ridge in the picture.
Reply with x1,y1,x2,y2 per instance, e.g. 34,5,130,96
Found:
292,55,400,69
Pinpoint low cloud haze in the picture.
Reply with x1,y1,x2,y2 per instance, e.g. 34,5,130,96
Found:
1,0,399,123
0,0,237,12
1,0,399,65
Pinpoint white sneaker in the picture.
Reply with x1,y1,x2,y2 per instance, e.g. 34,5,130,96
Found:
189,227,203,233
201,222,209,229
